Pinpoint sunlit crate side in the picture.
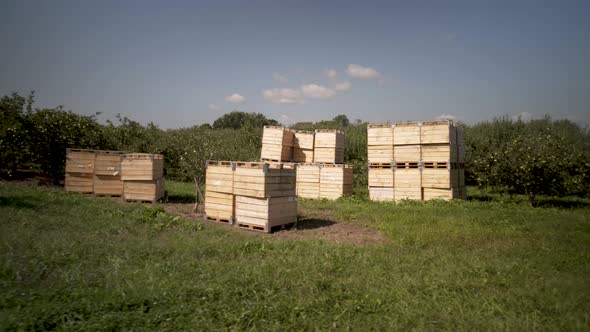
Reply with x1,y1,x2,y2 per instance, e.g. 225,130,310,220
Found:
121,153,164,181
369,187,395,202
421,144,457,163
423,187,460,201
205,161,234,194
313,147,344,164
293,148,314,163
319,164,353,200
394,168,422,201
393,145,421,161
421,167,459,189
368,145,394,163
314,129,345,148
234,195,297,233
205,190,234,222
421,121,457,145
93,175,123,196
292,130,315,150
65,172,94,193
262,126,294,146
94,150,126,176
65,148,96,174
233,162,296,198
393,122,421,145
368,164,394,187
260,143,293,162
296,164,320,183
367,124,394,146
124,178,165,202
296,182,320,199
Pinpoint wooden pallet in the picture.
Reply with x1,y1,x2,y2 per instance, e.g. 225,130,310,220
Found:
94,194,122,198
204,215,233,224
394,161,420,169
206,160,233,167
368,162,394,168
423,161,449,169
235,221,296,233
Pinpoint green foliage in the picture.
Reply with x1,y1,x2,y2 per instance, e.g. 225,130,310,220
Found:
212,111,279,129
466,117,590,203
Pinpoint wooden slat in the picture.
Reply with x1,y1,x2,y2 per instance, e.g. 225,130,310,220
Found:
369,187,395,202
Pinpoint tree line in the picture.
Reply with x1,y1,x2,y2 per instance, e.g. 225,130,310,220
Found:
1,92,589,202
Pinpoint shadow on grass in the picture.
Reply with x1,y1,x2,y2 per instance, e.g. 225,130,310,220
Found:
468,193,590,209
0,196,36,209
296,218,337,230
536,198,590,209
165,193,196,204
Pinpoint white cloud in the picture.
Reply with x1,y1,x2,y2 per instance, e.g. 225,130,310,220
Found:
208,104,221,111
262,88,304,104
273,73,288,84
301,84,336,99
435,113,456,121
333,81,351,92
225,93,246,104
346,64,381,79
325,69,337,79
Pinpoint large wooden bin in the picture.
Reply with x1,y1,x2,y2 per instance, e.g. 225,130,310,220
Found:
292,130,315,163
121,153,164,181
124,178,165,202
319,164,353,200
421,121,457,145
234,196,297,233
394,163,422,201
94,150,125,196
314,129,345,164
261,126,294,162
65,149,96,193
65,173,94,194
296,163,320,199
204,191,234,222
367,124,394,163
205,161,234,194
233,162,296,198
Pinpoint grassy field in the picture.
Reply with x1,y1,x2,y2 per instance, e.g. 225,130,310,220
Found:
1,181,589,330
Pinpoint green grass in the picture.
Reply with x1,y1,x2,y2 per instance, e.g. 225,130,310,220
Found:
1,181,590,330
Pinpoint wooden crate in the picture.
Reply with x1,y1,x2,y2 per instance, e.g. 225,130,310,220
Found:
262,126,294,146
368,145,394,163
423,187,459,201
293,148,314,163
393,145,421,161
124,178,165,202
367,124,394,145
94,150,125,176
234,195,297,233
421,165,459,189
296,163,320,199
314,147,344,164
65,149,95,174
368,164,394,187
319,164,353,200
393,122,421,145
205,190,234,222
233,162,296,198
261,143,293,162
369,187,395,202
421,144,457,163
94,175,123,196
205,161,234,194
292,130,315,150
394,167,421,201
65,172,93,193
121,153,164,181
314,129,345,148
421,121,457,145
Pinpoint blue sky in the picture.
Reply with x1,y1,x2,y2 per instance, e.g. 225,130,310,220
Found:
1,0,589,128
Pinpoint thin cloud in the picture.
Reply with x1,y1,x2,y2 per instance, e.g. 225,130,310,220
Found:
346,64,381,79
225,93,246,104
301,84,336,99
262,88,305,104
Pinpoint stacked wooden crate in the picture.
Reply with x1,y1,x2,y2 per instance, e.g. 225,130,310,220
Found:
121,153,165,203
235,162,298,232
367,121,466,202
367,124,394,163
65,149,95,193
296,163,320,199
292,130,315,162
260,126,294,162
313,129,345,164
204,161,234,223
93,150,125,196
319,164,353,200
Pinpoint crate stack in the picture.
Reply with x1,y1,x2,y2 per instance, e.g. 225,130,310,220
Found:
204,161,235,223
93,150,125,196
65,149,96,193
121,153,165,203
261,126,294,162
292,130,315,162
313,129,345,164
367,121,466,202
295,163,321,199
204,161,298,233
